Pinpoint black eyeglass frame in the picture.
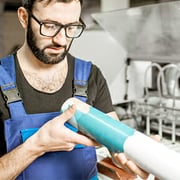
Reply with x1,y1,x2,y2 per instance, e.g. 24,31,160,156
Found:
28,11,86,38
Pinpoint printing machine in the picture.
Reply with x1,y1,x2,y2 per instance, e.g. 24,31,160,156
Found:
92,1,180,143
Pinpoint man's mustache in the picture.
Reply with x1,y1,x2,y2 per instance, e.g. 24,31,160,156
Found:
45,44,67,49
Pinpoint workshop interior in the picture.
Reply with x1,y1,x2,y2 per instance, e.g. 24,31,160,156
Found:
1,0,180,179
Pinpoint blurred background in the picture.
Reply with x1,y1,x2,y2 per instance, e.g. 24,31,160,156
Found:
0,0,176,58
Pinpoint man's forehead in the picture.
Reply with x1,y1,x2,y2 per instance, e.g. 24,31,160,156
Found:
34,0,81,6
33,0,81,23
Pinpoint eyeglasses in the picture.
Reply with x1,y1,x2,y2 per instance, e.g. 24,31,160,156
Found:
29,12,86,38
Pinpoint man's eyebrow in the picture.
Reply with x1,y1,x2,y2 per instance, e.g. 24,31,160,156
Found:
41,18,80,25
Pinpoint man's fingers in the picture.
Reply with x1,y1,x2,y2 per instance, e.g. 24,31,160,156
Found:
54,105,76,124
114,153,149,179
70,131,98,147
114,153,135,175
125,160,149,179
150,134,161,142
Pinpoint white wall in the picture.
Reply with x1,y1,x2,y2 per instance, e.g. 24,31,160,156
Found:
101,0,129,11
71,30,126,85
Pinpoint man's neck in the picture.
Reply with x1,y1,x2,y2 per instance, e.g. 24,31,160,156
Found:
16,47,68,93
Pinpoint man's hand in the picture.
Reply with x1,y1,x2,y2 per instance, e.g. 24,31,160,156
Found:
30,105,98,154
112,152,149,179
111,135,161,179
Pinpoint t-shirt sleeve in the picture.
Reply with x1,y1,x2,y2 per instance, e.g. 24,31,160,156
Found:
87,64,114,113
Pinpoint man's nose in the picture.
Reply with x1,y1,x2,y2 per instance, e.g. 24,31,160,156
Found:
52,28,67,45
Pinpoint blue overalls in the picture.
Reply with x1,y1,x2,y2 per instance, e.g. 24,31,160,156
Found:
0,55,98,180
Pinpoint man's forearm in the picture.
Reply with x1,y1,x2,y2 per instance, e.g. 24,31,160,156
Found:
0,137,44,180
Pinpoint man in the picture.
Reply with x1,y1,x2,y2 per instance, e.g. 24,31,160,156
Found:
0,0,151,179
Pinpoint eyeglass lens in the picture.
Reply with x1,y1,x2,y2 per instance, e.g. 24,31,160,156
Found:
41,23,85,38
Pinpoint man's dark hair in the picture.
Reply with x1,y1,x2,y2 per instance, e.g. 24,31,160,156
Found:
22,0,83,11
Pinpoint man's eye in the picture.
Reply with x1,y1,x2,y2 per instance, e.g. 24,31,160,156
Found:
44,23,57,30
67,26,77,31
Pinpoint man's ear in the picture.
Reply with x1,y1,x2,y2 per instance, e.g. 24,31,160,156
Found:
17,7,29,29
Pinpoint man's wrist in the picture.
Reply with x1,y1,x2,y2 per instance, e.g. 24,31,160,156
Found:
23,134,45,158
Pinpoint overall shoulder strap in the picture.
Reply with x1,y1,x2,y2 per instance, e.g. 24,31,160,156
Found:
73,58,92,102
0,55,21,104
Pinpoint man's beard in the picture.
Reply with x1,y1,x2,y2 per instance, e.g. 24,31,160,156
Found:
27,22,71,64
